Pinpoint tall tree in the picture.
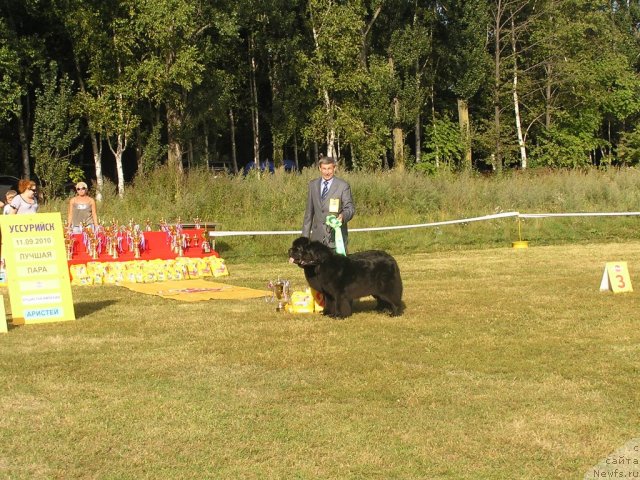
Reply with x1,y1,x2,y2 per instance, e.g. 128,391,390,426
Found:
53,0,112,201
528,0,640,166
129,0,208,178
305,0,365,160
32,62,81,199
387,1,437,169
438,0,490,170
0,6,45,179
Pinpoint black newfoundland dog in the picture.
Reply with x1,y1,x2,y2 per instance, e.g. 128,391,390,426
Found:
288,237,403,318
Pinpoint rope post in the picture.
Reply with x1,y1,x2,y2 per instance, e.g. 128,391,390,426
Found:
512,216,529,249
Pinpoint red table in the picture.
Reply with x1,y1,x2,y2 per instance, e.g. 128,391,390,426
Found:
67,229,219,265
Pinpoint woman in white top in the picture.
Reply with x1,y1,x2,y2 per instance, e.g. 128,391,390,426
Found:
67,181,98,233
8,179,39,214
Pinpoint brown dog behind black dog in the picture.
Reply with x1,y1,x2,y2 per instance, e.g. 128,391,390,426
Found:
288,237,403,318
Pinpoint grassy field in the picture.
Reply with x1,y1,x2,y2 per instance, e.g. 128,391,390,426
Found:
2,241,640,478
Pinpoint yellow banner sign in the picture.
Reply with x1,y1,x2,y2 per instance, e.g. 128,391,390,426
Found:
0,295,7,333
0,213,75,324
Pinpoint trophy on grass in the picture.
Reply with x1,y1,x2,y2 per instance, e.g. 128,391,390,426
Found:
267,278,291,312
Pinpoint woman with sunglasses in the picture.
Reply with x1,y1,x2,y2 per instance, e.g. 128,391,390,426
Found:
67,182,98,233
8,179,39,215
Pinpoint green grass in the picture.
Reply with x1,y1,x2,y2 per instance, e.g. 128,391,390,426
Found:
2,242,640,478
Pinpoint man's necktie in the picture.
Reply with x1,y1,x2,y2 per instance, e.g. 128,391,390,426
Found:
321,180,329,200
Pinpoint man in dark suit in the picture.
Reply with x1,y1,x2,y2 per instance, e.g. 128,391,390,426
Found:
302,155,355,251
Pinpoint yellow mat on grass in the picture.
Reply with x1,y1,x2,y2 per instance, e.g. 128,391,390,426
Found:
123,279,269,302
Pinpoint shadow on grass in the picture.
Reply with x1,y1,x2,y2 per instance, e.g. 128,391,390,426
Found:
352,298,406,316
73,300,118,319
5,300,116,329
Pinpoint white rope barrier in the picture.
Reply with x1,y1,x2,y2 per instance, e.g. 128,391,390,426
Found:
208,210,640,238
349,211,519,232
209,229,301,237
519,211,640,219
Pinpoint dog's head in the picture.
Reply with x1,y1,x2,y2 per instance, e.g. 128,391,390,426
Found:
288,236,332,267
288,237,314,266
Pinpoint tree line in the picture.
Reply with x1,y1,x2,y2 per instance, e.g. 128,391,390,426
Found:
1,0,640,199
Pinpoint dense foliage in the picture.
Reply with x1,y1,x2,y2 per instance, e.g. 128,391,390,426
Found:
2,0,640,198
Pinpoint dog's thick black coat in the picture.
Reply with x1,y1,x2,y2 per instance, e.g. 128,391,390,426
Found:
288,237,403,318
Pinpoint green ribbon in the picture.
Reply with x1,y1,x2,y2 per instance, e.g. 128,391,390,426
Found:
325,215,346,256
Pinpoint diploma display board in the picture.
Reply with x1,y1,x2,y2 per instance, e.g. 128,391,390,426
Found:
0,213,75,325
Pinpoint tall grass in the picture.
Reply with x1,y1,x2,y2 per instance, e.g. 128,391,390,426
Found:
43,167,640,260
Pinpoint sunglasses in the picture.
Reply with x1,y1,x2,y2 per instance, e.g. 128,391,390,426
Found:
29,188,37,192
76,187,87,191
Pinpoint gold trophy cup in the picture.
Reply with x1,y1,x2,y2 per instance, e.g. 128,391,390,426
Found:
201,229,211,253
269,279,290,312
64,234,74,260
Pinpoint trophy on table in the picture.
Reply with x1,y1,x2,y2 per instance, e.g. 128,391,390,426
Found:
267,279,291,312
105,225,120,259
64,228,75,260
126,223,143,259
168,226,179,254
132,228,142,259
88,230,99,260
201,229,212,253
179,233,186,256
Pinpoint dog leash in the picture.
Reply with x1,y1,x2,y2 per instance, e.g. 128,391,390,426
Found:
325,215,346,256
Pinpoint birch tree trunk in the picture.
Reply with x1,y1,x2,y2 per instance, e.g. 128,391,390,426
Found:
493,0,503,173
249,34,260,170
90,133,103,202
431,85,439,168
322,88,336,158
457,98,472,169
393,97,405,170
267,57,284,167
115,136,125,198
166,106,184,175
511,16,527,169
229,108,238,174
310,18,336,158
107,133,126,198
75,64,103,201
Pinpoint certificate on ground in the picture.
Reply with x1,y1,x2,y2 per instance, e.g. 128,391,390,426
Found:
0,212,75,324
